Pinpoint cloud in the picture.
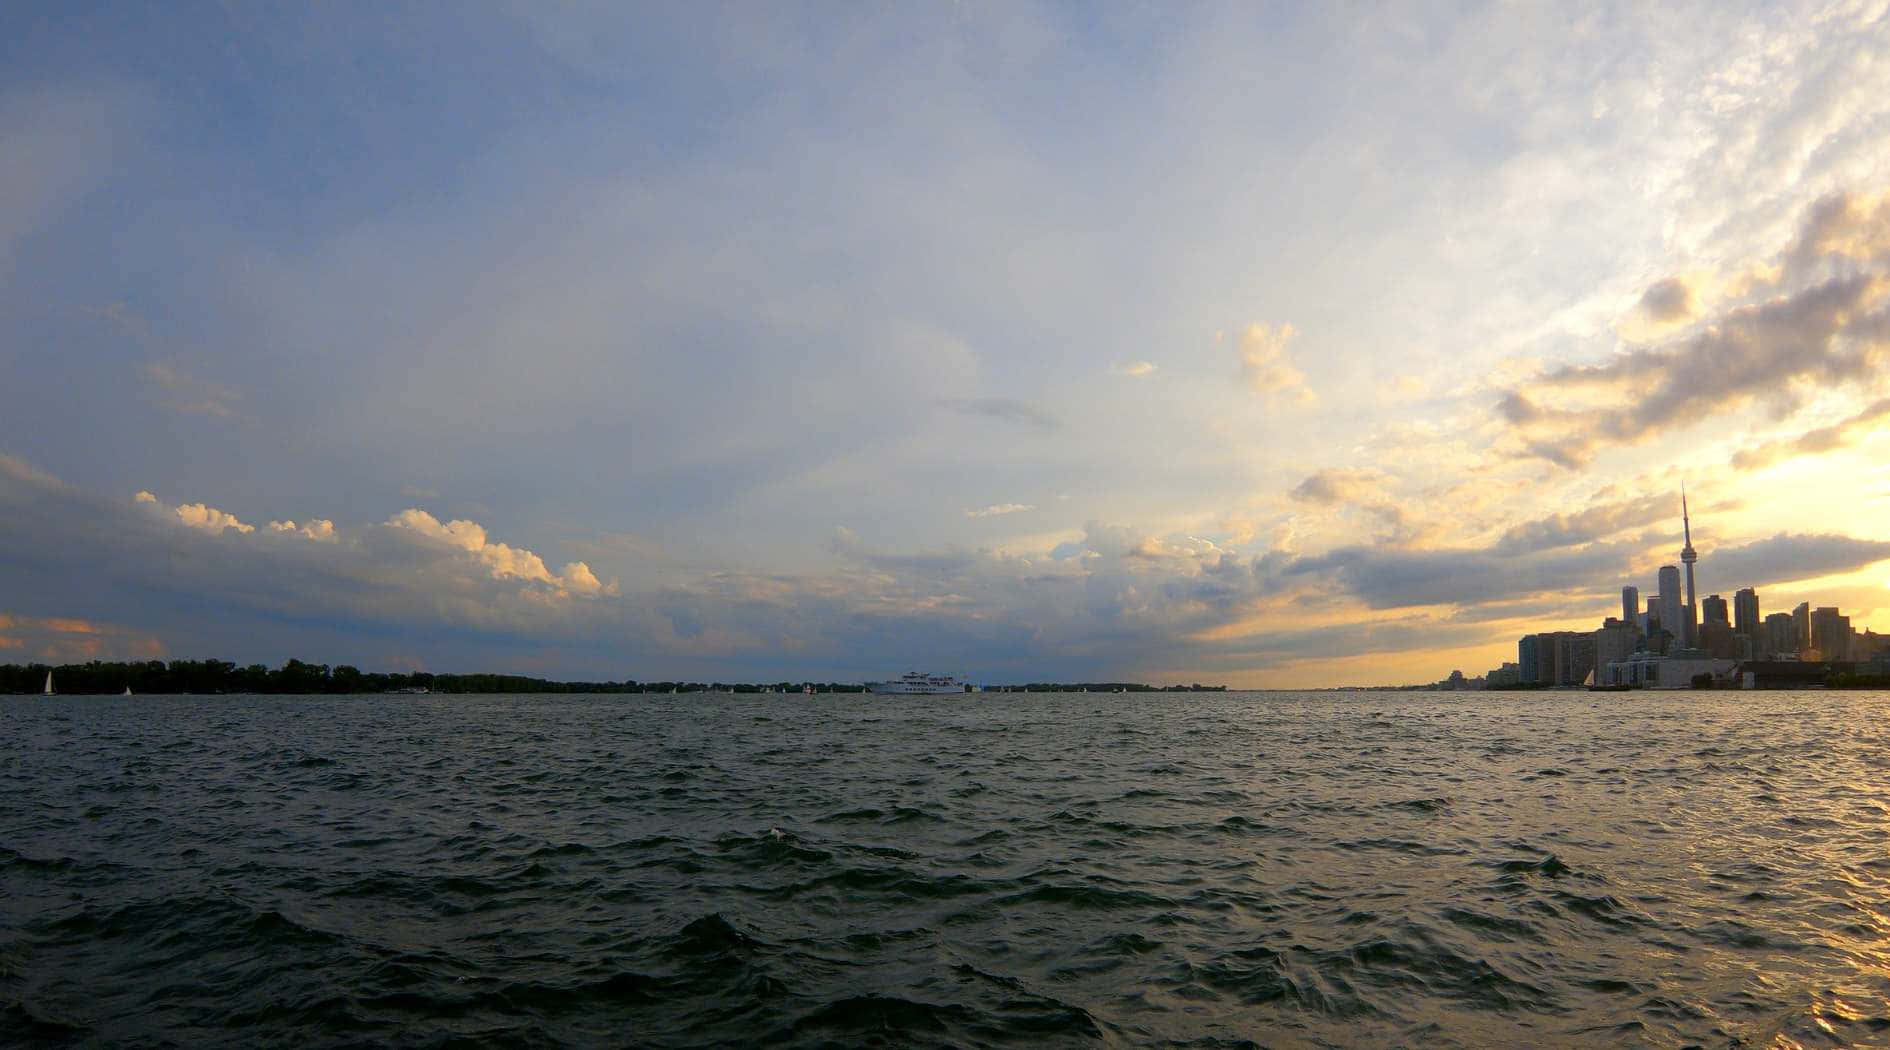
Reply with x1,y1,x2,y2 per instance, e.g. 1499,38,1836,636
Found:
1289,468,1386,506
964,503,1033,518
1490,494,1668,555
1730,396,1890,471
268,519,337,541
938,397,1060,431
1110,361,1157,378
174,502,255,534
0,612,164,663
6,453,1886,686
1701,533,1890,590
139,361,246,421
1500,192,1890,468
387,508,614,596
1638,276,1695,323
1286,467,1411,542
1278,541,1636,611
1234,323,1314,404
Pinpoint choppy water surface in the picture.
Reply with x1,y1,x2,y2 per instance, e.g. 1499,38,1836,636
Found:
5,691,1890,1048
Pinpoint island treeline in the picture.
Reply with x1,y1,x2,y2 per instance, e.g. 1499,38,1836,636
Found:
2,660,1230,695
1,659,842,695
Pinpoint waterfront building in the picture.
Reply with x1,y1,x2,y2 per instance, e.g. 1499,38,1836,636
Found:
1621,586,1640,624
1518,634,1547,685
1763,612,1797,657
1700,621,1738,660
1594,618,1638,675
1555,632,1597,687
1811,607,1852,661
1860,630,1890,663
1792,602,1812,652
1734,587,1759,641
1517,631,1594,686
1600,651,1736,689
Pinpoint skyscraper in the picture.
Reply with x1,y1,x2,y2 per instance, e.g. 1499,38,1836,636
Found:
1621,585,1639,624
1811,607,1852,660
1793,602,1812,652
1763,612,1796,657
1595,618,1638,678
1657,565,1683,647
1518,634,1545,685
1734,587,1759,641
1679,488,1699,649
1702,594,1729,627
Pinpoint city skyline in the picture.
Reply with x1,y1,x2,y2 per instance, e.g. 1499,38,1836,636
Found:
4,3,1890,686
1487,491,1886,691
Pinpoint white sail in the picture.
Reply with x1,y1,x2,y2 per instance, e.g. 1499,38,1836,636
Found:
43,671,53,695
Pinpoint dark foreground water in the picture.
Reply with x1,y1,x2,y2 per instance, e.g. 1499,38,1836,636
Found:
4,691,1889,1048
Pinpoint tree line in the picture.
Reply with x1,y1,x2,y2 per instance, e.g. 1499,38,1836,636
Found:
1,659,715,695
3,660,1229,695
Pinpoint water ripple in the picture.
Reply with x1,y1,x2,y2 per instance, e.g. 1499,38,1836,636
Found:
4,689,1890,1046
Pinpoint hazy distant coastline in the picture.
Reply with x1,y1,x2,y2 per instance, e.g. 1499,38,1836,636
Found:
3,659,1228,696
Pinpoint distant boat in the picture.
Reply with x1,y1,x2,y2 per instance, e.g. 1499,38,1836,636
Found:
43,671,53,695
122,685,132,696
864,672,969,695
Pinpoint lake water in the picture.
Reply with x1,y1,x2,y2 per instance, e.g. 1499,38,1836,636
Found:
4,690,1888,1048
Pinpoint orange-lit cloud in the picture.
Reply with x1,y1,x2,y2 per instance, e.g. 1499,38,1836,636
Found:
0,613,165,663
174,502,255,534
387,508,615,596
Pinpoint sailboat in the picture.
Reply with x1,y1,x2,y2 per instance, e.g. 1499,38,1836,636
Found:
43,671,53,695
122,685,132,696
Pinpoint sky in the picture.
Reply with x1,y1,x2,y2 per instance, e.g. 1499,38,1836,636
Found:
4,1,1890,687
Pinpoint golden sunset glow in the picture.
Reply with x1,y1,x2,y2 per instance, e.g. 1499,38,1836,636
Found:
3,4,1889,686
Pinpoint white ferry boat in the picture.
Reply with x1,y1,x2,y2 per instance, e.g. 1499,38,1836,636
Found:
864,672,970,695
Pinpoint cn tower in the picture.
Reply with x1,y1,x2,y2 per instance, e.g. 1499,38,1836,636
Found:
1680,486,1698,649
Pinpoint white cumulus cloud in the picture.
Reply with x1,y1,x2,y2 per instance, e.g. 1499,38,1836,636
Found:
387,508,614,596
174,502,254,534
267,518,337,541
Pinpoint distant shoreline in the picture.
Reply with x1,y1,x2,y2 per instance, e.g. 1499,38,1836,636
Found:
2,659,1227,696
